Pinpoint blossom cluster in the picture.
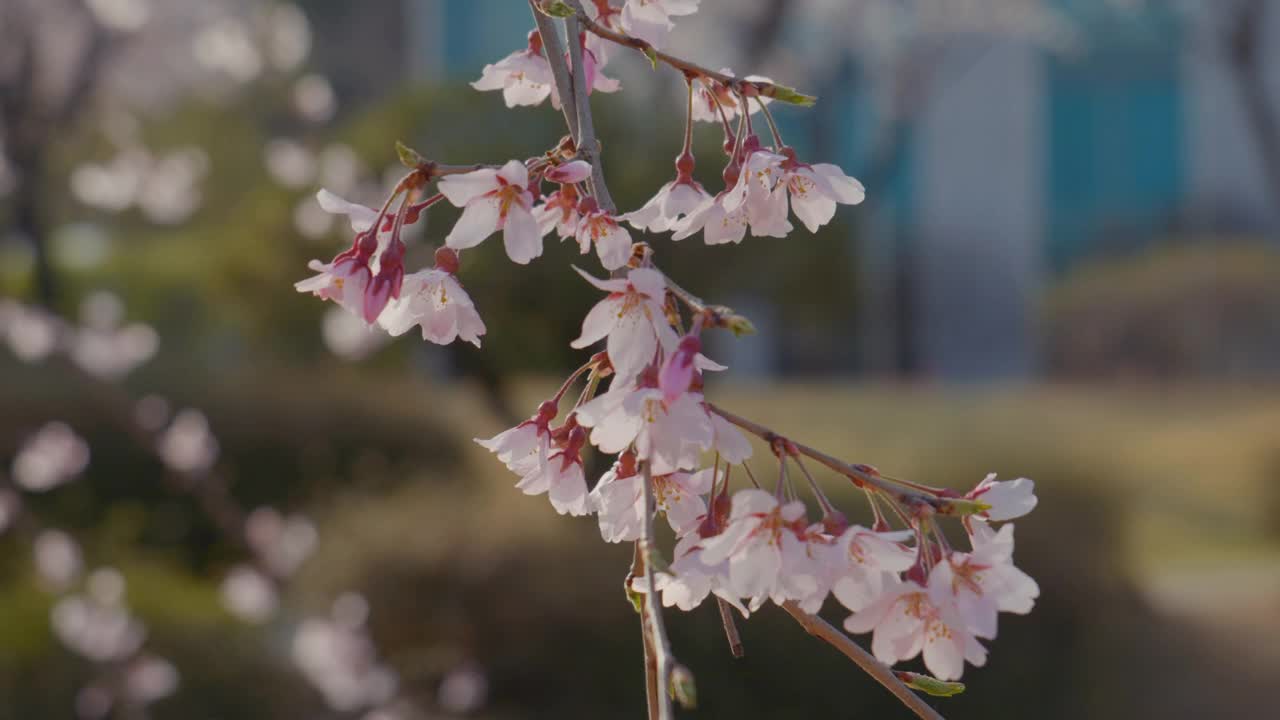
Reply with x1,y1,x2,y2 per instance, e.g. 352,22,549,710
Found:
290,0,1041,701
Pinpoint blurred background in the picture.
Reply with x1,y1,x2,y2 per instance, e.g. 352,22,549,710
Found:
1,0,1279,717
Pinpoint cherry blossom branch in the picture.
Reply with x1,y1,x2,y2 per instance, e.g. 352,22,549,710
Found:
529,1,579,140
706,404,955,513
639,460,676,720
779,601,945,720
563,10,616,213
651,265,755,335
566,0,814,104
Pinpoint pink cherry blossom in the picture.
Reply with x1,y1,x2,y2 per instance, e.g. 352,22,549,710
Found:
620,0,701,50
574,207,633,271
514,428,590,516
316,188,379,232
932,521,1038,641
575,382,713,475
534,185,582,239
966,474,1037,522
722,150,794,237
440,160,545,265
591,463,712,541
843,575,988,681
476,402,556,476
637,532,747,616
658,334,700,405
579,46,620,97
697,489,809,602
471,32,555,108
829,527,917,613
778,158,866,232
708,412,753,464
670,192,749,245
623,178,712,233
544,160,593,185
295,234,375,320
377,268,485,347
570,267,676,381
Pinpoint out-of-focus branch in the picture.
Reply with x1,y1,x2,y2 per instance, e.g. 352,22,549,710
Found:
780,601,945,720
1224,0,1280,214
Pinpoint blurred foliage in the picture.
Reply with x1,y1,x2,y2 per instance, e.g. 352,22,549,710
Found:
3,363,1279,718
1044,240,1280,379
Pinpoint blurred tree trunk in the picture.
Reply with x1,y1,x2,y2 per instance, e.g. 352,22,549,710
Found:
12,153,56,306
1225,0,1280,221
0,0,111,309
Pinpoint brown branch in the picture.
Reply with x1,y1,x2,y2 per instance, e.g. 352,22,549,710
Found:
716,597,744,658
530,1,580,140
780,601,945,720
639,461,675,720
562,4,615,213
705,403,948,511
569,1,811,101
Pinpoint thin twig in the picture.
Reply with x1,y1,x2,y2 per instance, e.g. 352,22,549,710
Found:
529,1,580,140
563,4,616,213
716,597,744,658
640,461,675,720
569,2,811,102
707,403,952,512
780,601,945,720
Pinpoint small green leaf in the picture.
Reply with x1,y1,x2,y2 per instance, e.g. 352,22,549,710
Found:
538,0,576,18
726,314,756,337
395,140,425,168
897,671,966,697
936,498,991,517
624,583,644,614
762,83,818,107
670,664,697,709
642,46,659,70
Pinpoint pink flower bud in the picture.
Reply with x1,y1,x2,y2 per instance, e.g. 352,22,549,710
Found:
434,246,460,274
545,160,593,184
660,335,701,405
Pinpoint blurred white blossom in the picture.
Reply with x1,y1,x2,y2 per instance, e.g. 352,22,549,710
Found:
70,324,159,379
34,529,83,591
13,422,90,493
322,306,390,360
294,74,337,124
294,197,336,239
292,594,397,712
437,664,488,715
51,593,146,662
0,301,60,362
265,139,317,189
220,565,279,623
138,148,209,224
125,655,180,703
157,409,219,474
85,0,150,32
246,507,317,577
268,4,312,72
318,144,361,195
194,18,263,83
